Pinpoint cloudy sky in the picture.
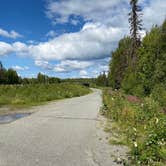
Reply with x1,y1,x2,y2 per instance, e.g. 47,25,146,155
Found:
0,0,165,78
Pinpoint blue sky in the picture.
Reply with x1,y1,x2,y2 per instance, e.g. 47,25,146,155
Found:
0,0,165,78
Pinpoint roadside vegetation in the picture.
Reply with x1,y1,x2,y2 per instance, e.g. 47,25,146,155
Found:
0,61,92,109
0,83,91,107
99,0,166,165
102,89,166,165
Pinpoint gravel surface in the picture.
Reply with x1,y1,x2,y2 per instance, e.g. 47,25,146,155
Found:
0,89,127,166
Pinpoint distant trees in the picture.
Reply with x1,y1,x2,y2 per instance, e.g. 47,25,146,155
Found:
96,72,108,87
62,78,96,87
0,61,19,84
0,61,3,70
37,72,48,84
0,61,61,85
48,77,61,84
0,62,7,84
37,72,61,84
6,69,20,84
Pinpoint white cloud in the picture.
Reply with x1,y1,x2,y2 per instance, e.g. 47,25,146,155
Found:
33,59,93,74
27,40,37,44
46,0,129,27
92,70,100,78
54,60,93,73
79,70,89,78
0,24,123,61
79,70,87,75
46,0,166,30
143,0,166,30
12,42,29,54
0,41,29,57
12,65,29,71
34,60,53,70
29,22,124,61
0,42,13,56
46,30,57,37
33,58,110,76
0,28,22,39
99,65,109,72
71,19,80,25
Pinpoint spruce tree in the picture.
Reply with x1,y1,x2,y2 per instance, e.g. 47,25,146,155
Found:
0,61,3,70
129,0,143,64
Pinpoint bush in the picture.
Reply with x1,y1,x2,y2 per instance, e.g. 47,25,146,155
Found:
0,83,91,107
121,70,145,97
102,88,166,165
151,84,166,107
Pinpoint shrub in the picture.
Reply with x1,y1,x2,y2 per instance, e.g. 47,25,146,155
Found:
151,84,166,107
0,83,91,107
102,88,166,165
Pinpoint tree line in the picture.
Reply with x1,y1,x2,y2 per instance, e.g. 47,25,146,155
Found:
0,62,96,86
0,62,20,84
0,62,61,84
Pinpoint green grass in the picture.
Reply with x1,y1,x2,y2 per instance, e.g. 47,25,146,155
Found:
102,88,166,165
0,83,91,107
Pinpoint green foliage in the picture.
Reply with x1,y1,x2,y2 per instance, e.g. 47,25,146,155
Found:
102,89,166,165
135,25,166,95
37,72,48,83
109,19,166,101
0,62,62,85
0,62,20,84
108,37,131,89
138,116,166,165
151,84,166,107
0,83,91,107
121,70,145,97
0,68,7,84
6,69,20,84
37,72,61,84
62,78,96,87
96,72,108,87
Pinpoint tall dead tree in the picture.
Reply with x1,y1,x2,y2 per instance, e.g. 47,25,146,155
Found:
0,61,3,70
129,0,143,65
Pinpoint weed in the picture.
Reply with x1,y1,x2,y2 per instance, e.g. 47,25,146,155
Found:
0,83,91,107
102,88,166,165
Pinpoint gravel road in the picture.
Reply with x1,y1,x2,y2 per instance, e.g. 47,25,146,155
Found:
0,89,127,166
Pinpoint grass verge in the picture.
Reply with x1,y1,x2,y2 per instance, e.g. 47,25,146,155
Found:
102,88,166,166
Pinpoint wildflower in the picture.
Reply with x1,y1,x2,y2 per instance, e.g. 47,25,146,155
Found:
133,127,137,132
133,141,138,147
158,141,164,145
154,117,159,124
111,97,114,101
